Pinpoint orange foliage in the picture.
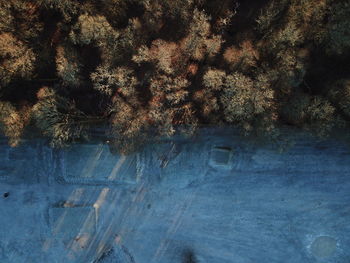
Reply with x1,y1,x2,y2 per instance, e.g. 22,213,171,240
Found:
223,40,259,68
187,63,198,76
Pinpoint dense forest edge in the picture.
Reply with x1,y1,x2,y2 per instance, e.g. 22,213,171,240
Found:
0,0,350,154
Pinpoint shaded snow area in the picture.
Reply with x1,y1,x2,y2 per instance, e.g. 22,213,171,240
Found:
0,129,350,263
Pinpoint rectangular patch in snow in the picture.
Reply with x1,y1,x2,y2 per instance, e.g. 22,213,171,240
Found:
0,141,38,182
49,206,97,239
209,146,233,170
0,166,11,181
59,143,141,185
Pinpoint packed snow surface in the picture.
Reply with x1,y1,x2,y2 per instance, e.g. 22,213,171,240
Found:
0,129,350,262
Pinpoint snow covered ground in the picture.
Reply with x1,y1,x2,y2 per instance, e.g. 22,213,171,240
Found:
0,129,350,263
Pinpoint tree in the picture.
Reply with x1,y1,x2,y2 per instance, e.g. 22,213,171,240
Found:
223,40,260,71
211,70,277,135
70,14,117,46
0,33,36,87
180,9,223,61
133,40,180,75
0,0,349,152
32,87,90,147
55,44,82,87
91,65,139,108
324,2,350,55
39,0,79,21
0,101,31,147
147,74,195,137
328,79,350,118
109,95,149,154
0,1,43,41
